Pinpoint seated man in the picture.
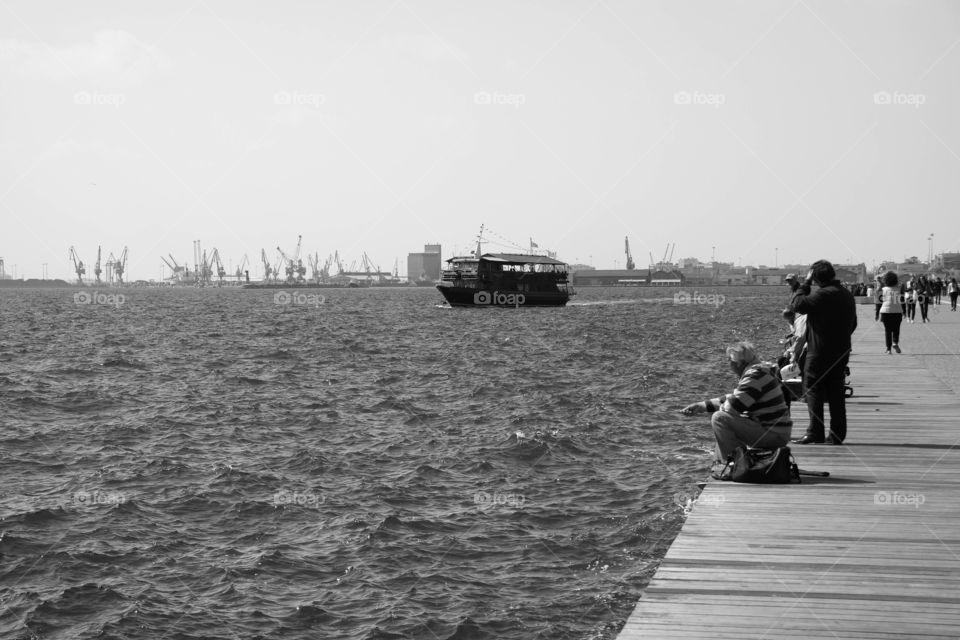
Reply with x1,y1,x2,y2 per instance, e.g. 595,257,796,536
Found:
682,341,793,476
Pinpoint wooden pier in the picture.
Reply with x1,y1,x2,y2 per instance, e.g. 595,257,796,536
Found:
618,304,960,639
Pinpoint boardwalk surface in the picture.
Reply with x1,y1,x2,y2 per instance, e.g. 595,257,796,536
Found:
618,303,960,640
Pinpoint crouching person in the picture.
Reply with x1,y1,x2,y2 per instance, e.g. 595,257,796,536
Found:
682,341,793,476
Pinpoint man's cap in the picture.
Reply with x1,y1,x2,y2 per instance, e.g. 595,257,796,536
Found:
785,273,798,281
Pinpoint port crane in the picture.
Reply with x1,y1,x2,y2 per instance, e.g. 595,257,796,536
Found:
161,254,189,283
94,246,102,284
69,246,85,284
260,249,275,282
115,247,128,284
277,235,307,283
625,237,635,270
210,248,226,284
235,254,249,282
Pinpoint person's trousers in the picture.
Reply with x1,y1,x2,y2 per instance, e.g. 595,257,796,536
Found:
874,303,881,321
906,302,916,320
951,292,959,310
710,411,792,463
804,357,848,443
880,313,902,350
919,296,930,321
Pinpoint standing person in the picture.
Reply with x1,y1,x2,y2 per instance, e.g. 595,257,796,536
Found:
872,274,883,321
879,271,904,354
948,277,959,311
788,260,858,445
935,277,944,305
904,276,917,323
681,341,792,476
917,275,932,323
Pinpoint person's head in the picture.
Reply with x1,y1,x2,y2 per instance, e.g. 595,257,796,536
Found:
882,271,899,287
808,260,836,286
781,308,796,326
952,278,958,285
875,274,883,283
726,341,759,375
784,273,798,286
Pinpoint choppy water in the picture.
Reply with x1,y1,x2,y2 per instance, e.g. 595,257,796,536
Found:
1,285,787,639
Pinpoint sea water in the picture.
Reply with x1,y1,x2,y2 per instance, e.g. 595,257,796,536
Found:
0,285,788,639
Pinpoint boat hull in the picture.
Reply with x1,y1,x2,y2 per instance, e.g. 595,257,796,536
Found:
436,285,569,307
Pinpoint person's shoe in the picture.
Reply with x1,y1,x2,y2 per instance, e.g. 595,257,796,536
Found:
893,344,901,353
826,437,844,445
793,434,825,445
885,349,891,354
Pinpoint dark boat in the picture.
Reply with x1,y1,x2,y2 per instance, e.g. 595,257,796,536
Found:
436,253,574,307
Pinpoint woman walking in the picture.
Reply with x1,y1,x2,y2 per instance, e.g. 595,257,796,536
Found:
879,271,904,354
917,275,932,323
949,277,959,311
904,276,917,323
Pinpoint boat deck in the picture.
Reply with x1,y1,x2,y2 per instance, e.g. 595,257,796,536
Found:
617,304,960,639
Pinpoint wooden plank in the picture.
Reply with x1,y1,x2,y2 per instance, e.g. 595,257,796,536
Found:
617,305,960,639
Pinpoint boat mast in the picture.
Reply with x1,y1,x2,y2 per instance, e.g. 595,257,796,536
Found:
475,224,484,258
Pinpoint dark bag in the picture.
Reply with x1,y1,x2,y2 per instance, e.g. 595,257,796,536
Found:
730,446,800,484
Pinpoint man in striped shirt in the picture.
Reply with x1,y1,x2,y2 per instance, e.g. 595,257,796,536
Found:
682,342,793,472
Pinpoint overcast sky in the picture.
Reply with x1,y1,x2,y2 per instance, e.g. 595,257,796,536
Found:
2,0,959,280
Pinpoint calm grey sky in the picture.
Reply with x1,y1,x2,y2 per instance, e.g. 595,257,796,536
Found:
2,0,959,280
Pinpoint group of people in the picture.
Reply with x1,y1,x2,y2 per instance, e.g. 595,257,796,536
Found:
682,260,858,477
873,274,960,323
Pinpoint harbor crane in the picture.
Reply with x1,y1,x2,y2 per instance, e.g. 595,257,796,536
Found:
94,246,102,284
235,254,249,282
115,247,128,284
261,249,275,282
625,237,635,270
277,235,307,283
69,246,86,284
210,248,226,284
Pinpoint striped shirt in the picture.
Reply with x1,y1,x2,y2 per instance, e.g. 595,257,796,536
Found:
705,362,791,427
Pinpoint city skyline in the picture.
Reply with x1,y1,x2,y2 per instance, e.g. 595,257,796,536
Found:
3,2,960,281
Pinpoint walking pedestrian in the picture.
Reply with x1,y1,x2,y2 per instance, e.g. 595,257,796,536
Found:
879,271,903,355
948,277,959,311
904,276,917,323
917,275,932,323
872,274,883,321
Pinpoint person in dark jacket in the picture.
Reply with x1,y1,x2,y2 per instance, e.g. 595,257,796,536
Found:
788,260,858,444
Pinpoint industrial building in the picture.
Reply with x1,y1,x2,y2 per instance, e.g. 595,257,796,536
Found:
407,244,442,283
